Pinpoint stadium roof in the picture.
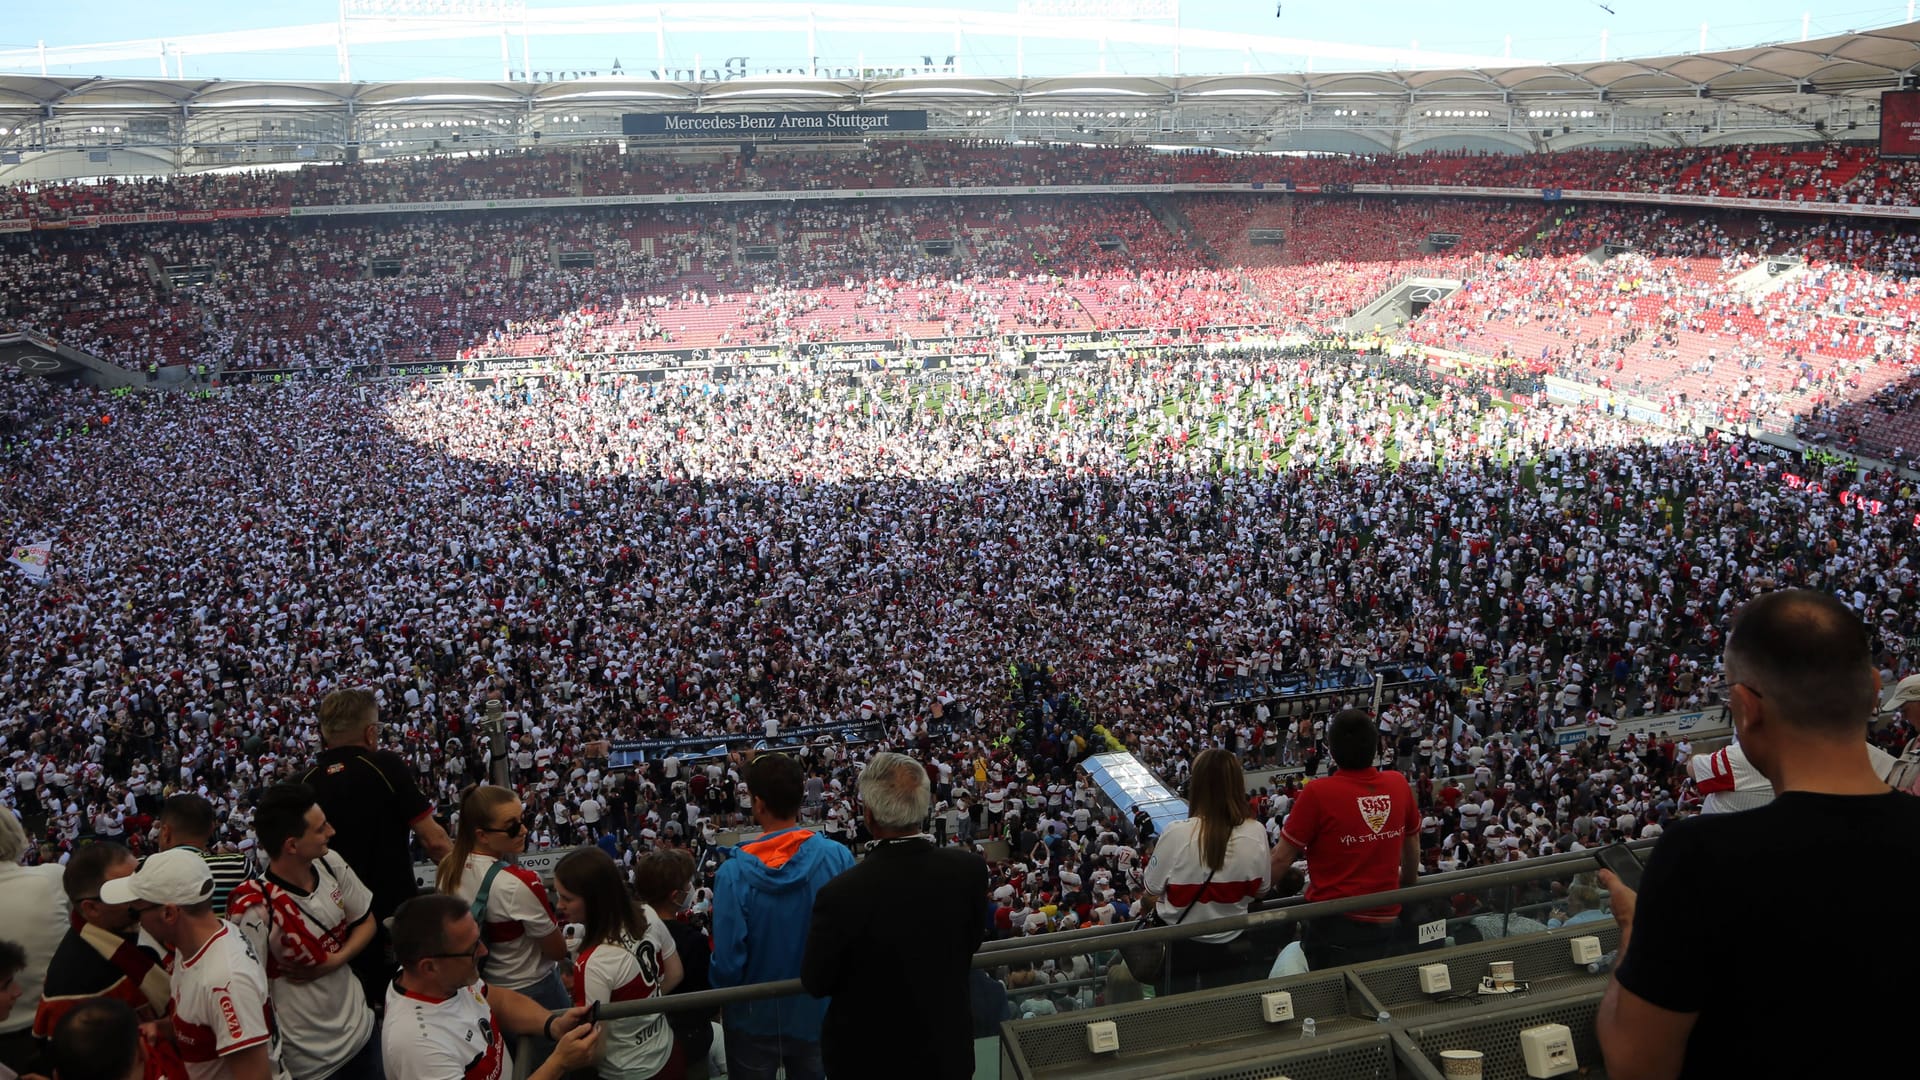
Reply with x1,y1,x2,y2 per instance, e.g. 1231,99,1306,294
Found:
4,20,1918,111
0,21,1908,178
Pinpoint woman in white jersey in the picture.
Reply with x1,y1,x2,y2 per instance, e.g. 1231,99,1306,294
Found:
552,849,684,1080
1141,749,1272,994
438,785,572,1011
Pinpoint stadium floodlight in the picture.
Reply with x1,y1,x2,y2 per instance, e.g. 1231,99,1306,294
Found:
340,0,526,20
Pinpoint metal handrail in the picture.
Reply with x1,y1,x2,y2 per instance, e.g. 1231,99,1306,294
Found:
586,840,1646,1020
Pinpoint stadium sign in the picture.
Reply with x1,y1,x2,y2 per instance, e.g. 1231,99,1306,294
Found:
622,110,929,136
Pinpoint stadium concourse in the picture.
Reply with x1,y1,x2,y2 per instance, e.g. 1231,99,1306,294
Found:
2,139,1920,1074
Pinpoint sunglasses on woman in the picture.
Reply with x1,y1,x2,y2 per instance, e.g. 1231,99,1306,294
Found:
480,819,526,838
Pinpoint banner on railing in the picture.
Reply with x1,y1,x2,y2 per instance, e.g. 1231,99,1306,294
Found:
1551,705,1730,747
412,844,583,889
606,718,885,768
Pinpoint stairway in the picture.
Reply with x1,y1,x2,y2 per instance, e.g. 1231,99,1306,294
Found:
1147,194,1265,302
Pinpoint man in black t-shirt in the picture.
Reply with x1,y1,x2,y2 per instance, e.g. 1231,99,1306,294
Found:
298,687,453,1009
1597,590,1919,1079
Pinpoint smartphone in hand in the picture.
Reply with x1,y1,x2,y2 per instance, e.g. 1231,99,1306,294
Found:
1593,843,1644,891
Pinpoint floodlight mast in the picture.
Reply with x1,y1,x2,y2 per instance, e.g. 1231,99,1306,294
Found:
339,0,532,82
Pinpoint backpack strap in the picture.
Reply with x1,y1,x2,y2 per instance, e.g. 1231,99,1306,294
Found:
471,860,508,935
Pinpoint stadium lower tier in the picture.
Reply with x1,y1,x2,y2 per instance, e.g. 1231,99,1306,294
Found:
4,192,1917,457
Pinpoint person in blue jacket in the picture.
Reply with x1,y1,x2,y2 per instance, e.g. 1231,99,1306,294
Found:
710,752,853,1080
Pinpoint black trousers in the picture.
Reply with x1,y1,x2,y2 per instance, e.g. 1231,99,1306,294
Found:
1164,936,1252,995
1300,916,1399,971
348,920,398,1011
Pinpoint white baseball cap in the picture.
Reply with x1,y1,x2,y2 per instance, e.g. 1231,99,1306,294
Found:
1879,674,1920,713
100,849,217,907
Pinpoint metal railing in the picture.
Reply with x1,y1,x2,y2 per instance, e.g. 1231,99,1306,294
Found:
584,841,1642,1022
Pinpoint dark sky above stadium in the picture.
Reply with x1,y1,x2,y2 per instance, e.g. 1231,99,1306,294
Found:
1,1,1912,82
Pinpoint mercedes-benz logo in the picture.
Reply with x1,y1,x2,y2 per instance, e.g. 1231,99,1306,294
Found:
15,354,60,373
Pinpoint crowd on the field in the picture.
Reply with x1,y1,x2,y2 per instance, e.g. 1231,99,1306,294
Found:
3,342,1920,1072
4,344,1917,873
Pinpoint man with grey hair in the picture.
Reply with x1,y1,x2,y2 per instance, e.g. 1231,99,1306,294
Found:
802,752,988,1079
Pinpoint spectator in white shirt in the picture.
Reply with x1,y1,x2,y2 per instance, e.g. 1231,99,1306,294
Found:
1141,749,1272,994
551,849,682,1080
383,895,600,1080
0,806,66,1076
104,849,289,1080
227,784,380,1080
436,787,570,1013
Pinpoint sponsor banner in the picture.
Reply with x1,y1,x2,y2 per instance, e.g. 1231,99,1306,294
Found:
0,218,30,233
816,357,874,372
623,110,929,136
609,718,883,767
413,845,582,889
1553,706,1730,747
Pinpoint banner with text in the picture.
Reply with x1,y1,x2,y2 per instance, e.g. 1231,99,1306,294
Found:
623,110,928,137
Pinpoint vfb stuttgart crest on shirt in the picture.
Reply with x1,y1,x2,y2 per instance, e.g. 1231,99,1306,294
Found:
1356,794,1394,835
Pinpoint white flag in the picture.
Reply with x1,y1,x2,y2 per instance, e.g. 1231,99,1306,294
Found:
7,538,51,583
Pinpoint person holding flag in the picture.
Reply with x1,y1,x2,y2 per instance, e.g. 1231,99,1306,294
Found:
6,539,51,583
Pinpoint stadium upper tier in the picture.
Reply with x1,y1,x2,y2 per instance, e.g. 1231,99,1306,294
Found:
0,141,1912,222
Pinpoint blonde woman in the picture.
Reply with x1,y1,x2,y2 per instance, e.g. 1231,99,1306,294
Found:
438,785,571,1011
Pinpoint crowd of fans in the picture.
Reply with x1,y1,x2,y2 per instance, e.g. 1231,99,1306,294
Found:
1399,204,1920,458
0,341,1916,1078
4,141,1915,220
1,135,1919,1070
0,195,1283,372
3,342,1918,946
8,139,1920,455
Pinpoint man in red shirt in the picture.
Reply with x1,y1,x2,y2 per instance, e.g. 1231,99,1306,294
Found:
1269,709,1420,970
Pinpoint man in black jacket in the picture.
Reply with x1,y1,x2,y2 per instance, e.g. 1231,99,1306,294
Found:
297,687,453,1009
801,752,988,1079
